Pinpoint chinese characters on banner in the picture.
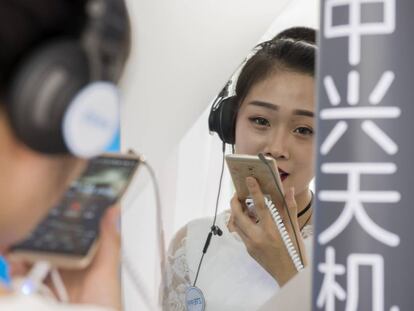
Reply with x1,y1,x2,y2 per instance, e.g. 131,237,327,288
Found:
314,1,414,310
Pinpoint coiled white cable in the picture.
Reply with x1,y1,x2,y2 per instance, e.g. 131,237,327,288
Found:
245,196,304,272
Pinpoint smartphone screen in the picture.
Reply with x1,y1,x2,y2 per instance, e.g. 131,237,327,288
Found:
13,155,140,257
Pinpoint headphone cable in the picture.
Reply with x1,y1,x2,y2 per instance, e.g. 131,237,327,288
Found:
193,142,225,287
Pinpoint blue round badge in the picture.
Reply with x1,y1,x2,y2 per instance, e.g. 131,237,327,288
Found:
185,286,205,311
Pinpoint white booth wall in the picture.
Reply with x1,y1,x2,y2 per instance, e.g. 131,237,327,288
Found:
120,0,319,310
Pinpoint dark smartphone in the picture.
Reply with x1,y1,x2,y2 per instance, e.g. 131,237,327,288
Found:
10,153,141,269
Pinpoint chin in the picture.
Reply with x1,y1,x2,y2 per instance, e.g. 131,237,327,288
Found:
0,227,29,247
7,213,46,247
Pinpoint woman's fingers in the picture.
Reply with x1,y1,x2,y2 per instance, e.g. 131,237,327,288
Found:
285,187,298,215
4,256,31,277
284,187,301,232
93,205,121,269
230,194,257,238
245,177,270,222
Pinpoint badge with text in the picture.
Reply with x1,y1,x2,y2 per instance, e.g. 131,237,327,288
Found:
185,286,205,311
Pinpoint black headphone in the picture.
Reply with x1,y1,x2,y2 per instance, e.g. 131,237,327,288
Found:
208,41,271,145
5,0,129,157
208,80,238,145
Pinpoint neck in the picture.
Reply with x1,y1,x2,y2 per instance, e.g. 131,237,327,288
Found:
295,188,313,229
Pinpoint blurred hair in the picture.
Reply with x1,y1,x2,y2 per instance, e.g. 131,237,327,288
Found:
0,0,131,99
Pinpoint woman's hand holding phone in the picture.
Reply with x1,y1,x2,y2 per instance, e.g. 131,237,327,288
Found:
228,177,307,286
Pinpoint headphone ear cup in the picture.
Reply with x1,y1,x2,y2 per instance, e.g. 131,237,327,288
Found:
208,96,238,144
7,40,90,154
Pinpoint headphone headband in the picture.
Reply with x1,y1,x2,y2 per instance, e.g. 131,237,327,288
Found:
208,39,270,145
83,0,129,81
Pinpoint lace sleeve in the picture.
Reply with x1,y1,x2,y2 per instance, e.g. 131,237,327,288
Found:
162,226,191,311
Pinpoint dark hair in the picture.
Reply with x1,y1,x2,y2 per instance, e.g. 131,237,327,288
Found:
235,26,316,105
0,0,131,98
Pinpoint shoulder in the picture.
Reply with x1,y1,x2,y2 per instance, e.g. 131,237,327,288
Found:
176,210,231,241
167,216,211,255
167,210,231,257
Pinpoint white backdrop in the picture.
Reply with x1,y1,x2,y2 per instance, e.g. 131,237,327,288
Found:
120,0,320,310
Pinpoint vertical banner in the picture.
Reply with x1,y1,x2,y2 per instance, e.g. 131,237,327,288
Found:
314,1,413,310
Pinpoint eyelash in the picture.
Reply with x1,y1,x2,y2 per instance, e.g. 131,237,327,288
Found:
248,117,314,137
248,117,270,128
293,126,314,137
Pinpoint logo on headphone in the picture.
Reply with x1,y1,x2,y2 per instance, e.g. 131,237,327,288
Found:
62,82,120,158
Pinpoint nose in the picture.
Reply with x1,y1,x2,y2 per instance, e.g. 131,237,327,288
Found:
264,130,289,160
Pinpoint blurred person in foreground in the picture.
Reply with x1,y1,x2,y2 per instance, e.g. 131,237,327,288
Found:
0,0,131,310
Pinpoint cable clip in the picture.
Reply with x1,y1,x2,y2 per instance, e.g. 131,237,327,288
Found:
211,225,223,236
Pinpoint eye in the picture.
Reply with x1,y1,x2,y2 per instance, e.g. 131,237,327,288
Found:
293,126,314,136
249,117,270,127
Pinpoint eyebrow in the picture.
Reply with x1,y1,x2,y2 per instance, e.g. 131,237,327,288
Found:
293,109,314,117
248,101,314,117
249,101,278,111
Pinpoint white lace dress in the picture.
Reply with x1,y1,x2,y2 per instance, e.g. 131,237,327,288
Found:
162,210,313,311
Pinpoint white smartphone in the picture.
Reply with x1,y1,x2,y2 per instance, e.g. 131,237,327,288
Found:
225,154,284,204
10,153,141,269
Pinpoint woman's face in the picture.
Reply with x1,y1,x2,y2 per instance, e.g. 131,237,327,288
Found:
235,70,315,199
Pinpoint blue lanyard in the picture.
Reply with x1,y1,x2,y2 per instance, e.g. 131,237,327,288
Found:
0,256,11,287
